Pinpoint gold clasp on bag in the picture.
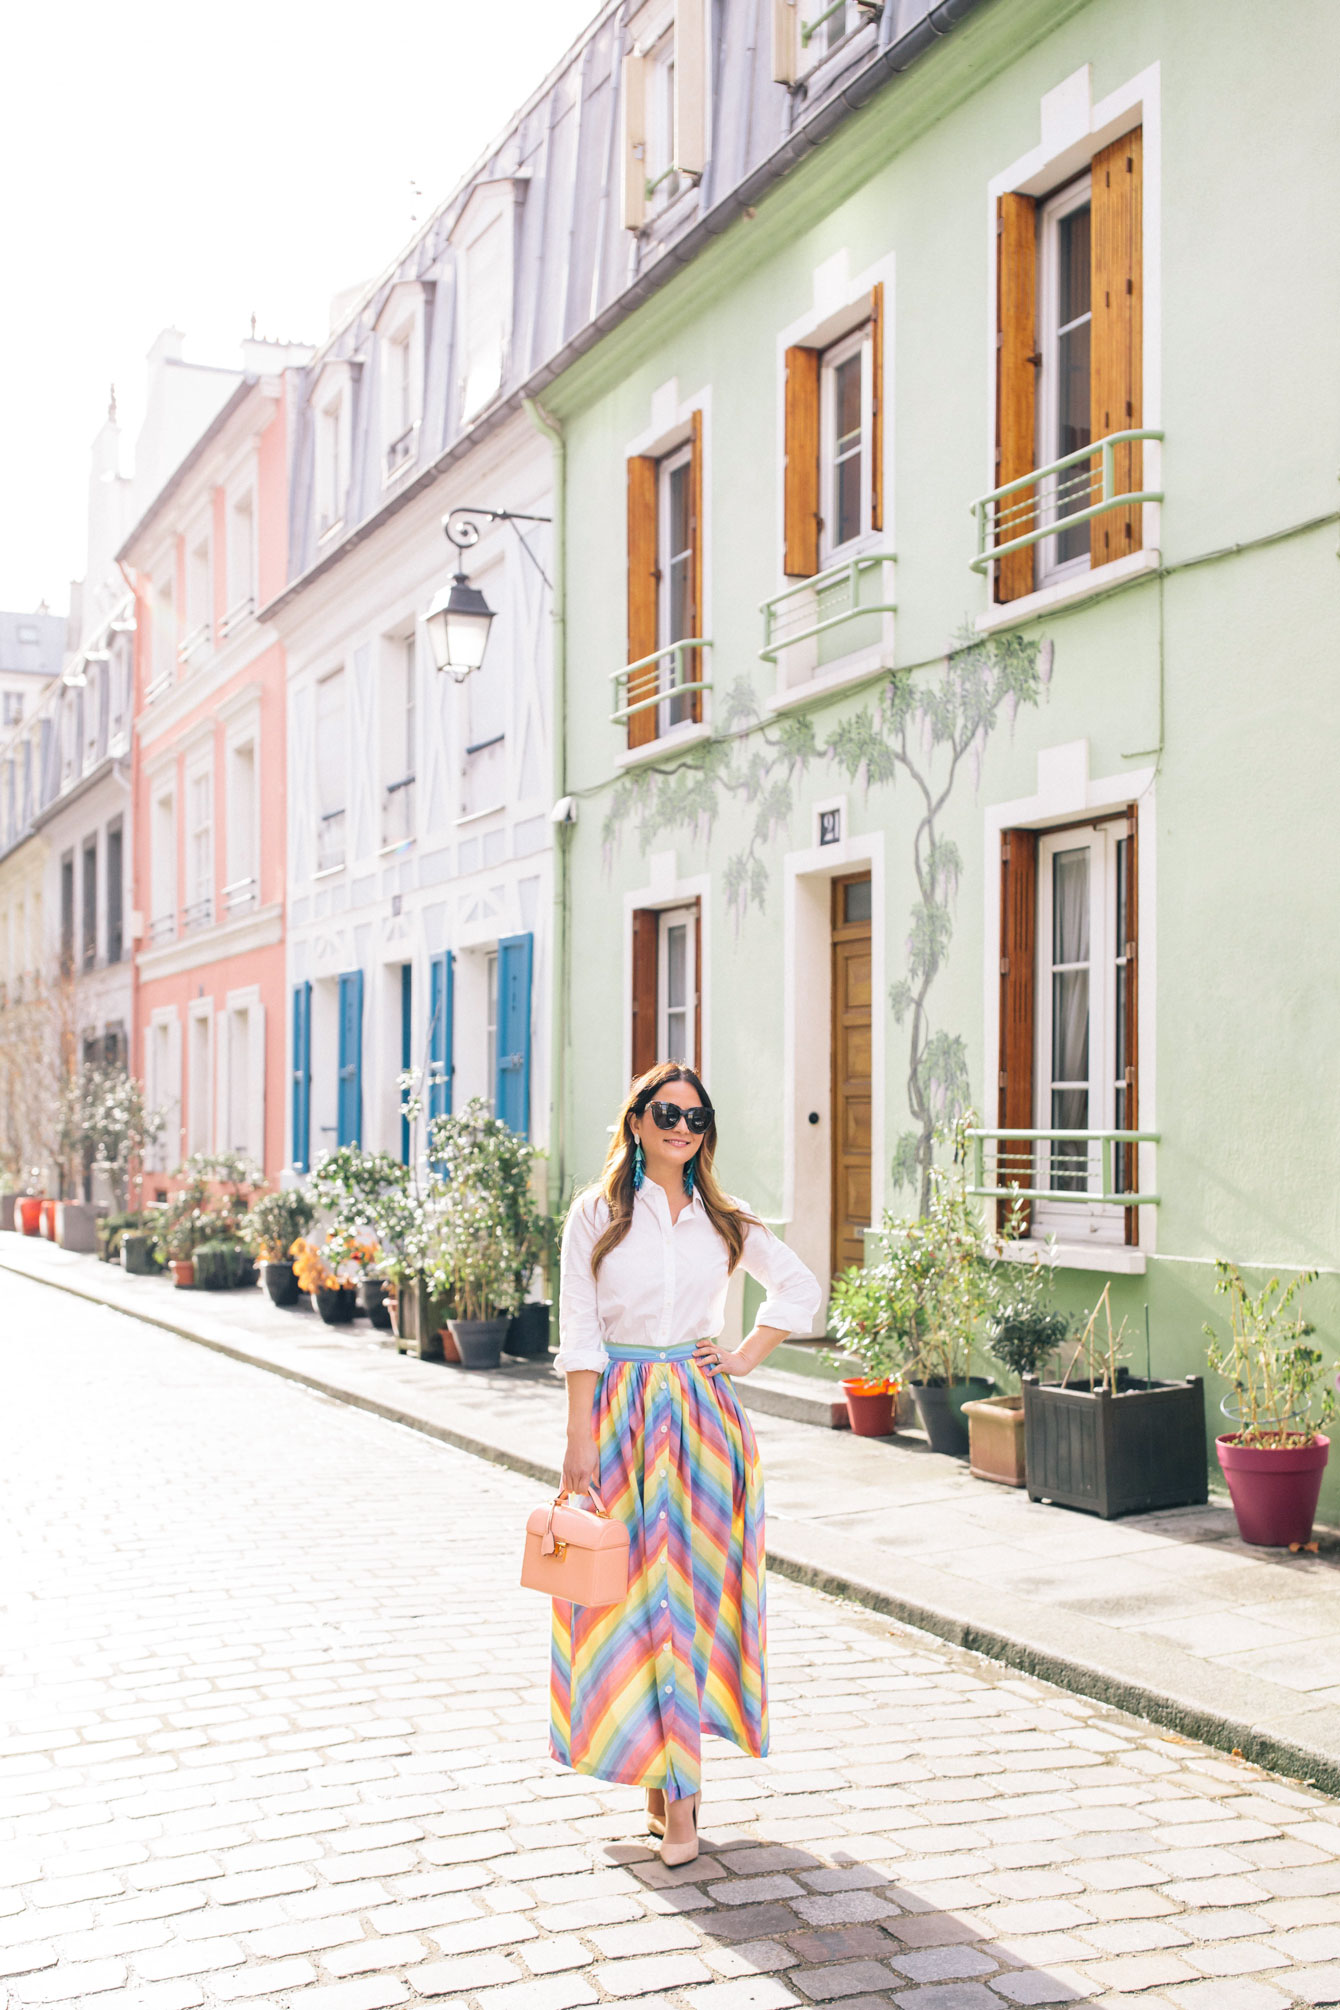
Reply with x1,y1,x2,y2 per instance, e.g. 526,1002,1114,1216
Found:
552,1539,568,1560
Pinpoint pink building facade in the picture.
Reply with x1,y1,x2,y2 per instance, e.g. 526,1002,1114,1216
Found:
122,345,310,1184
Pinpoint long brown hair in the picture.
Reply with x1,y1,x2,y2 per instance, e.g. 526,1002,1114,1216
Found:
587,1061,756,1275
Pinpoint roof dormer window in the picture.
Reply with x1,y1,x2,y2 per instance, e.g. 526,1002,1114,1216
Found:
376,281,428,481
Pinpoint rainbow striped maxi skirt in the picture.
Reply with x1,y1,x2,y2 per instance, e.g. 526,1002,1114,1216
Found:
550,1340,767,1797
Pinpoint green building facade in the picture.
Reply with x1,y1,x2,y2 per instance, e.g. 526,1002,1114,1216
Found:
541,0,1340,1518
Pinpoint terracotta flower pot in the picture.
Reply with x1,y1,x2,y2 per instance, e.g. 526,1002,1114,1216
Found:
435,1324,462,1363
171,1259,195,1289
964,1393,1027,1487
18,1197,44,1236
40,1199,57,1239
1216,1433,1330,1549
841,1378,896,1437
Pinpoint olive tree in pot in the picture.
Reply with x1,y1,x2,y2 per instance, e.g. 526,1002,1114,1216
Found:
963,1230,1070,1486
425,1100,550,1371
1206,1263,1335,1549
827,1265,905,1437
241,1188,315,1306
876,1131,994,1456
311,1146,416,1330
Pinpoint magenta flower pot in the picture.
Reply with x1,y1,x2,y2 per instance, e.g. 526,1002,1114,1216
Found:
1216,1433,1330,1548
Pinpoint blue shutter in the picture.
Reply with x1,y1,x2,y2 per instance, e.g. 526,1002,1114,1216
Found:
399,963,413,1164
291,982,311,1173
496,932,533,1137
337,969,364,1147
427,951,455,1126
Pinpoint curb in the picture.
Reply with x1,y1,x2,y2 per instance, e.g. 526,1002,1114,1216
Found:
7,1249,1340,1798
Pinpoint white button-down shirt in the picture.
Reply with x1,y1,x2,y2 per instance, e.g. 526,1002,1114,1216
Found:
554,1181,823,1374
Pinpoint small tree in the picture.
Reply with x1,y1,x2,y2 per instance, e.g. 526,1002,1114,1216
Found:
1205,1263,1336,1449
426,1098,552,1309
57,1063,165,1212
871,1117,995,1386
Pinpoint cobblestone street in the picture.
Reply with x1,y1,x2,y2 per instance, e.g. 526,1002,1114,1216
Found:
3,1275,1340,2010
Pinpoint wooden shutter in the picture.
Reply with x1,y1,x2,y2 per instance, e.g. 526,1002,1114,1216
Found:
497,933,533,1138
626,455,658,748
783,345,820,578
998,827,1037,1233
621,51,647,232
869,282,884,535
337,969,363,1149
771,0,798,83
1122,806,1139,1245
687,409,704,724
291,982,311,1174
995,193,1037,604
1091,126,1143,566
631,908,658,1079
674,0,707,176
428,950,454,1124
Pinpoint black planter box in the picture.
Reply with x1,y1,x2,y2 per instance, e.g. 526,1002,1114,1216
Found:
1022,1372,1207,1519
505,1301,551,1358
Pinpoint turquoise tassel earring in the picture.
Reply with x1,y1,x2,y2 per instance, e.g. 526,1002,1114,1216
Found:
683,1156,696,1198
633,1139,646,1191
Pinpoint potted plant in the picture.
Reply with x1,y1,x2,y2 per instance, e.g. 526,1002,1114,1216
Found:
291,1234,367,1324
1022,1283,1207,1518
192,1238,257,1291
1206,1263,1335,1548
966,1240,1070,1487
17,1172,45,1237
827,1263,903,1436
311,1146,414,1331
873,1128,994,1455
120,1229,163,1276
147,1173,213,1287
425,1100,550,1370
242,1188,315,1306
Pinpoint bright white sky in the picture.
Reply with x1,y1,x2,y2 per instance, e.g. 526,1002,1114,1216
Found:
0,0,602,615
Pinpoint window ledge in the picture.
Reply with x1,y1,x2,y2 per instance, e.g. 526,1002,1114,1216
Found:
614,720,713,771
312,862,345,880
1000,1237,1148,1276
766,644,888,715
975,546,1160,634
454,803,507,827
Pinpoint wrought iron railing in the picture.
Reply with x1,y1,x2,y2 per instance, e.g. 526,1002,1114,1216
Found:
970,429,1163,573
385,425,418,476
223,876,258,916
759,551,896,666
966,1128,1159,1208
177,621,212,666
382,776,415,850
182,895,214,934
149,911,177,946
219,596,255,640
316,808,346,873
610,640,712,731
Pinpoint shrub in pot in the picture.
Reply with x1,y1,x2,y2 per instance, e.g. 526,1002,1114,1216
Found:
146,1175,213,1287
120,1230,162,1275
291,1235,368,1325
241,1188,315,1307
192,1239,257,1291
827,1264,903,1437
425,1099,551,1371
969,1242,1071,1487
1206,1263,1335,1548
1023,1283,1207,1519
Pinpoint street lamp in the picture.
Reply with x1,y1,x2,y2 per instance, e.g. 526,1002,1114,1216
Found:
424,506,552,681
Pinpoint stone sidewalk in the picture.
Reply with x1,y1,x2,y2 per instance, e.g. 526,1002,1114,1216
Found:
5,1269,1340,2010
3,1234,1340,1797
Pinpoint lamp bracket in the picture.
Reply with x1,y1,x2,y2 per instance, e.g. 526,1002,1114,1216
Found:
442,506,554,589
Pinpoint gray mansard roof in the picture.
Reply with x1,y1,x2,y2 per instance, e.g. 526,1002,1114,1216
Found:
274,0,987,611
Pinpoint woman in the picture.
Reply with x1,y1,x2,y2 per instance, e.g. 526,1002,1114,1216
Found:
552,1060,822,1866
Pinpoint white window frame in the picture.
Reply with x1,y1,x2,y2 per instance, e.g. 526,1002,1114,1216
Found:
655,441,696,736
184,757,214,926
1033,823,1126,1246
217,985,266,1167
378,286,425,481
151,783,177,940
1036,171,1094,588
183,517,213,664
380,631,417,852
224,483,257,632
819,322,872,566
645,27,678,210
146,1008,181,1172
224,722,260,915
484,950,499,1114
656,904,698,1066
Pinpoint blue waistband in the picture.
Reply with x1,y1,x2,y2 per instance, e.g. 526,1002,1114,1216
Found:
605,1341,699,1364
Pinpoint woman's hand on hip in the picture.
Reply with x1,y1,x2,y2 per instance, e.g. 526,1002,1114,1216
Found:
561,1427,599,1497
695,1339,752,1379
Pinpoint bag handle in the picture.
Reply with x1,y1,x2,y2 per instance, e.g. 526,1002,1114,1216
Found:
541,1485,608,1556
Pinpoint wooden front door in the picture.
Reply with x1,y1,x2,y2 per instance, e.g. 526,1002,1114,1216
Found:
831,873,873,1273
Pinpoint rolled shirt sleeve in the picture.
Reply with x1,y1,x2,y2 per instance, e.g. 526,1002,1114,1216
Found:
554,1193,610,1374
738,1213,823,1337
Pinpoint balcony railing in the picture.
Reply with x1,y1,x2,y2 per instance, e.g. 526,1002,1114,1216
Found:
149,912,177,946
316,808,347,873
970,429,1163,573
219,596,255,640
610,639,712,733
223,875,258,916
381,776,415,850
760,551,896,669
385,425,418,477
177,621,212,667
966,1128,1160,1209
182,895,214,934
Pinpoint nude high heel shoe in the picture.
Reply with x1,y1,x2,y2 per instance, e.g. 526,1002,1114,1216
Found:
646,1788,667,1839
659,1791,699,1866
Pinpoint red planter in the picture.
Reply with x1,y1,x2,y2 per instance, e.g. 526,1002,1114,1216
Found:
40,1199,57,1239
171,1259,195,1289
841,1378,896,1438
1216,1433,1330,1548
18,1197,44,1236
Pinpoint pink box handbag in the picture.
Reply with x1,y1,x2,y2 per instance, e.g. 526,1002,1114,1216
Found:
521,1488,630,1607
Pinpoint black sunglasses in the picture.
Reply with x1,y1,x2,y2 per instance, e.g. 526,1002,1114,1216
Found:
645,1100,713,1134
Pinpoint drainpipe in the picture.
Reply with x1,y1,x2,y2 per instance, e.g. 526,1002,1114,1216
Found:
523,395,568,1215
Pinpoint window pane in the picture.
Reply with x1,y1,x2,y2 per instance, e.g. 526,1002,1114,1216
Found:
832,353,863,549
1052,848,1089,963
843,877,872,924
1052,969,1089,1086
1058,204,1090,328
1055,202,1092,559
665,923,686,1010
